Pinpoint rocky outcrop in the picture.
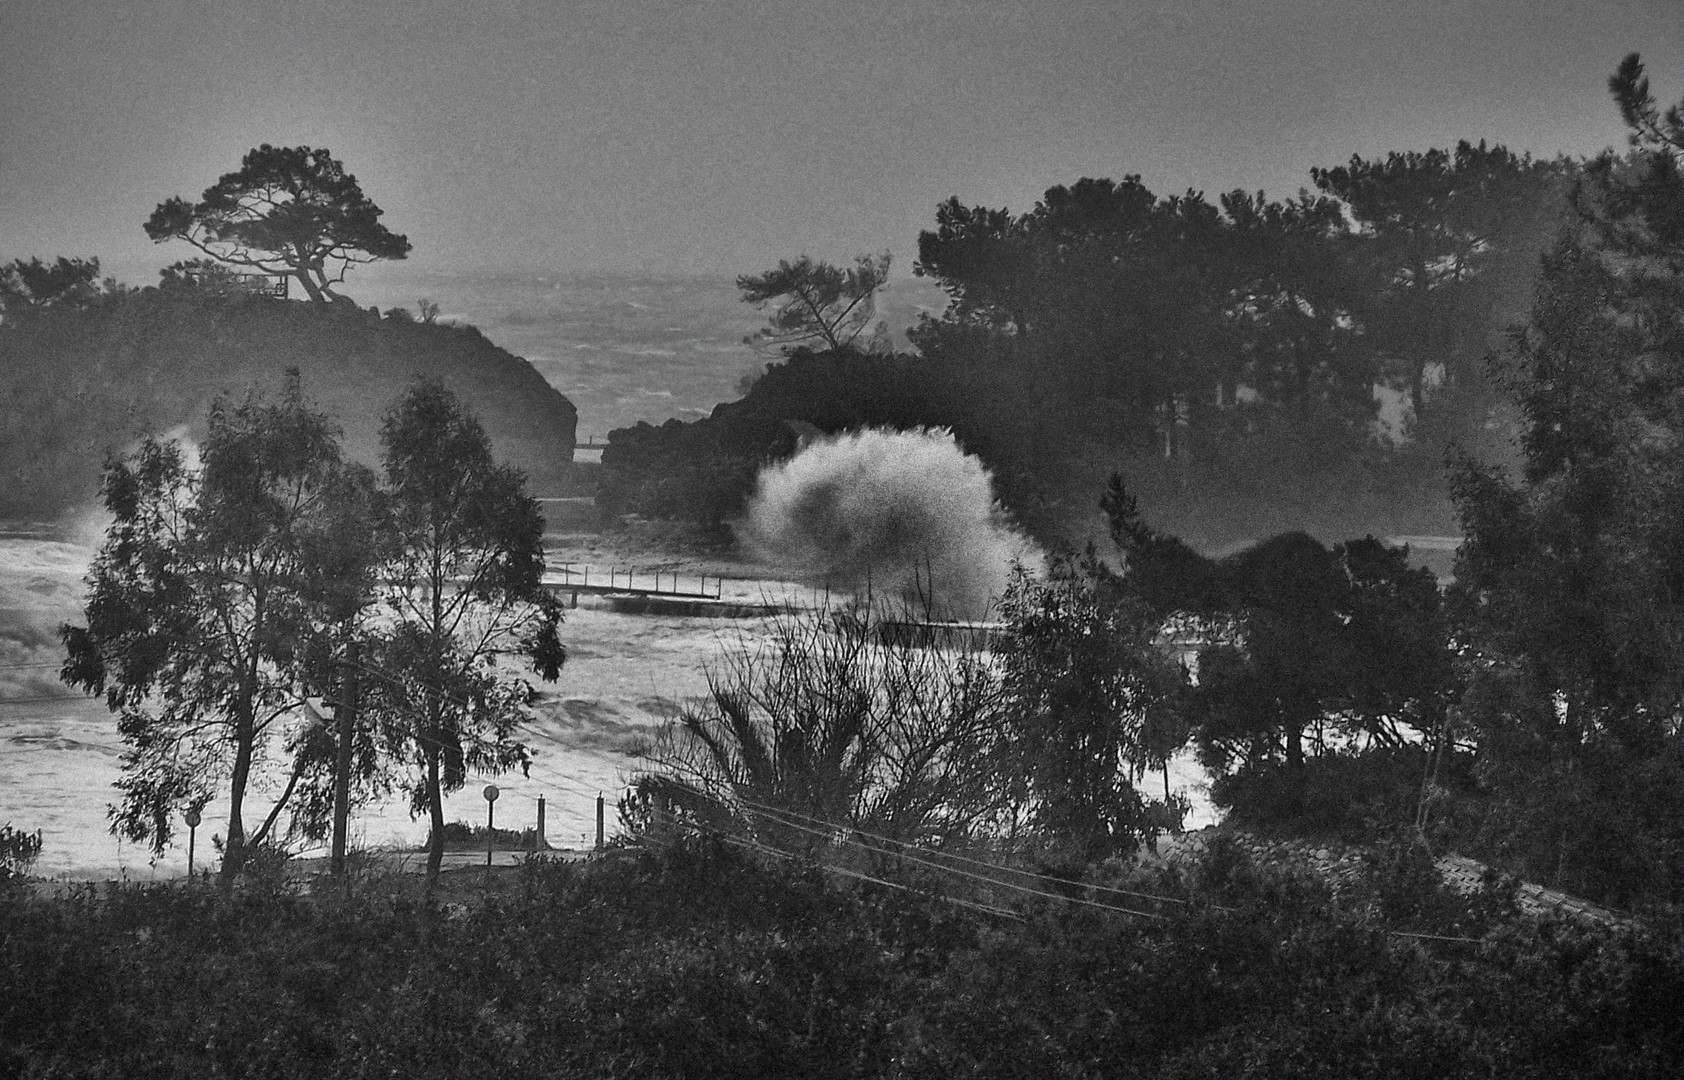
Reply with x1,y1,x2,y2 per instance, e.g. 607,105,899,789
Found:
1,290,577,515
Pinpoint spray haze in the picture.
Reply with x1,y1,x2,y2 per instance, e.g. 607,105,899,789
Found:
745,428,1040,619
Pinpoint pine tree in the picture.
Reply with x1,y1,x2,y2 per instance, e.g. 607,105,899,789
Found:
1448,54,1684,903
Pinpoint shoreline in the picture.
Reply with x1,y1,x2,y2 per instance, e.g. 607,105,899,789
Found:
1,521,801,881
4,521,1219,881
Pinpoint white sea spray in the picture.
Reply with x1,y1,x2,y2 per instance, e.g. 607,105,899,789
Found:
742,427,1042,620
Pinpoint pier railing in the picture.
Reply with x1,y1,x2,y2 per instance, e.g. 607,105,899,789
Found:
544,564,724,603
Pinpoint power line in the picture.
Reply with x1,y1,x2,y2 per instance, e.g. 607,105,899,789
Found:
710,820,1489,946
717,831,1025,922
43,618,1497,942
730,800,1496,939
517,766,604,803
515,726,627,788
734,795,1196,908
729,802,1167,919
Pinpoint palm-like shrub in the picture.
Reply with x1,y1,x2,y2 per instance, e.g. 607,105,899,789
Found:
631,602,1007,852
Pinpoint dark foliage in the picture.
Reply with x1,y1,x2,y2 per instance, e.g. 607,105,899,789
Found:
1446,54,1684,906
605,148,1568,552
0,255,104,318
426,820,542,850
997,553,1187,862
1213,746,1443,842
3,841,1683,1077
906,158,1569,550
1101,480,1452,828
598,346,968,529
0,824,42,883
1309,141,1574,429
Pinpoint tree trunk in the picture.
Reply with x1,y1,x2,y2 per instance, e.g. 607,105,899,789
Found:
425,742,446,886
330,639,360,877
293,269,327,304
1285,722,1304,772
1409,258,1431,424
251,758,306,848
424,549,447,886
221,707,254,890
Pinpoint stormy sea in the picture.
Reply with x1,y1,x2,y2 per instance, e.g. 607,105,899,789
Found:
0,270,1213,879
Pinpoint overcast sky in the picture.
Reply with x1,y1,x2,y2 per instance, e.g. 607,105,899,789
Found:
2,1,1681,280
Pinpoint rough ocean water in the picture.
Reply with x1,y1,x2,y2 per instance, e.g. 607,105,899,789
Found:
0,272,1213,879
348,268,951,441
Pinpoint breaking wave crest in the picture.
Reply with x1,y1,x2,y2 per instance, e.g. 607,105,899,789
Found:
743,428,1040,619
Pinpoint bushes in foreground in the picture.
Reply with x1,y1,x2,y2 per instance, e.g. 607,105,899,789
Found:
427,819,543,851
3,839,1684,1078
0,824,40,883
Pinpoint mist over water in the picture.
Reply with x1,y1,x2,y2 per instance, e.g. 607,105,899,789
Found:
744,428,1041,620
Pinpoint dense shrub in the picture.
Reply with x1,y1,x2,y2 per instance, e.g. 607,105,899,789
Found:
428,819,543,850
3,839,1683,1077
0,824,41,883
1212,746,1437,842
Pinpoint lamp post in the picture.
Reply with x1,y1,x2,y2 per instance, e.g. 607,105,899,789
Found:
184,805,201,880
483,784,499,870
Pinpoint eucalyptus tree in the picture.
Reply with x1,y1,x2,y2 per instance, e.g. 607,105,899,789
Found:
376,379,565,883
61,375,363,885
286,461,392,874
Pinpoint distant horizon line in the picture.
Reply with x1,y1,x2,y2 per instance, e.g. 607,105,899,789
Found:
86,257,948,291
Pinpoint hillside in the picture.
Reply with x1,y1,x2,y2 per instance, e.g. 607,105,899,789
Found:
0,288,577,516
